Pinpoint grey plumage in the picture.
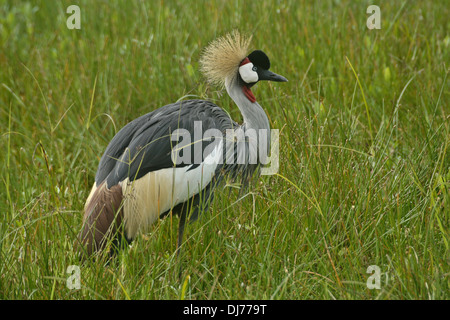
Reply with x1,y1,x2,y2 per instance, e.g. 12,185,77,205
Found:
97,100,236,188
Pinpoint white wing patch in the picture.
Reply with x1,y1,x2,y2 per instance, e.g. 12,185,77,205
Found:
239,62,258,84
121,140,223,239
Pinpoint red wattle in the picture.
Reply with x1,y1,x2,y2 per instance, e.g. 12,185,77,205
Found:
242,86,256,103
240,57,251,66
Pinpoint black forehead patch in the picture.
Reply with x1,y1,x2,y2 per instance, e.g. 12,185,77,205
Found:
248,50,271,70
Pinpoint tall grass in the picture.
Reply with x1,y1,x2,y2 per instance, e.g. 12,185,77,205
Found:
0,0,448,299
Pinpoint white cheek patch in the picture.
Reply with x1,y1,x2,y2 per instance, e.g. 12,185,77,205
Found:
239,62,259,84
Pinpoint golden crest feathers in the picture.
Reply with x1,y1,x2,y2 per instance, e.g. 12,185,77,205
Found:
199,30,252,87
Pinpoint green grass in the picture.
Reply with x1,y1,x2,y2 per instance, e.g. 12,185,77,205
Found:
0,0,448,299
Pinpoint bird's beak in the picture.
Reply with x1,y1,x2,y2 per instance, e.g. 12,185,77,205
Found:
259,69,288,82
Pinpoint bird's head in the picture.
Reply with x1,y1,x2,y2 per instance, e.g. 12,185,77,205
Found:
239,50,287,86
200,30,287,102
238,50,287,102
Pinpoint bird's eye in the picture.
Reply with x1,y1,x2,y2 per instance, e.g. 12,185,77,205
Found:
252,66,257,71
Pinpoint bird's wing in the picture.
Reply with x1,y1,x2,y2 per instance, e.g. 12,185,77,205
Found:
94,99,236,188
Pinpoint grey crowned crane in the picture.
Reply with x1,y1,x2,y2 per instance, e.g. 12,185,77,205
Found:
78,31,287,258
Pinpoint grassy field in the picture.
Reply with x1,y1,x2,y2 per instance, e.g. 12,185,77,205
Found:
0,0,448,299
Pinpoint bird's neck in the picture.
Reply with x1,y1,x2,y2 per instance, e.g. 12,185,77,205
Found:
225,76,270,132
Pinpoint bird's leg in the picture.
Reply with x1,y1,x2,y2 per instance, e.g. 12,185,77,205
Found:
175,186,212,279
176,210,187,279
176,210,187,258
